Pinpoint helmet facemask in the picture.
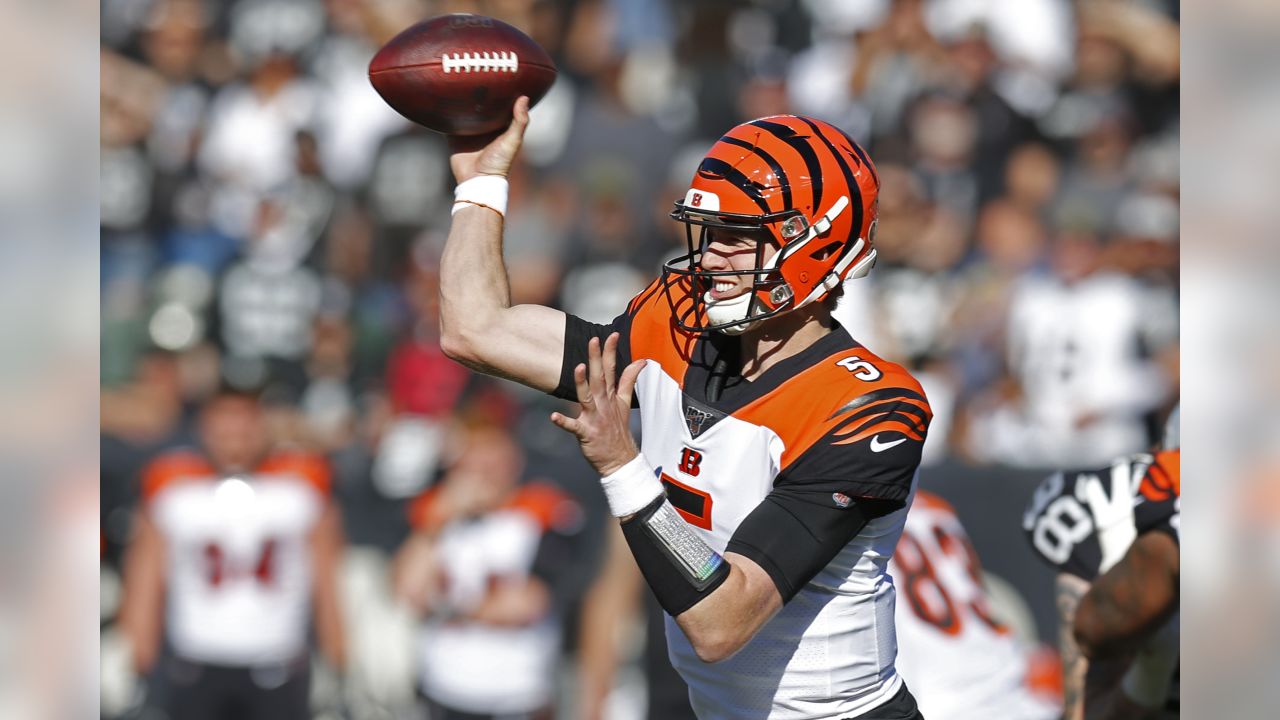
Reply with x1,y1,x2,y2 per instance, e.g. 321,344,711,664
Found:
662,205,803,335
663,194,868,335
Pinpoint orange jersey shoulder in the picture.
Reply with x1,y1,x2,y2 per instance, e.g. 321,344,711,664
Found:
912,489,956,516
737,342,932,469
257,451,332,496
626,277,699,385
141,449,216,502
1139,449,1180,502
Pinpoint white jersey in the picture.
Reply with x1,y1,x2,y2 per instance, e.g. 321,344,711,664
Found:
143,450,330,667
891,492,1058,720
572,278,933,719
411,484,577,715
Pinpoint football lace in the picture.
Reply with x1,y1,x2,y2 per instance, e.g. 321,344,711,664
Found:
441,51,519,73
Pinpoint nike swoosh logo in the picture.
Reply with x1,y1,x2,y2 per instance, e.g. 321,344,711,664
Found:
869,435,907,453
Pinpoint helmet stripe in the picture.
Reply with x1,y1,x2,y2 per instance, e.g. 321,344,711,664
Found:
696,157,771,214
717,135,792,212
748,119,824,212
831,126,878,189
797,117,864,261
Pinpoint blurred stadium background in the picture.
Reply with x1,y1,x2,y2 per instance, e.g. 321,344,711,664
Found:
99,0,1179,717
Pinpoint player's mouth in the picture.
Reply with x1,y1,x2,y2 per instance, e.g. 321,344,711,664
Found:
708,279,748,301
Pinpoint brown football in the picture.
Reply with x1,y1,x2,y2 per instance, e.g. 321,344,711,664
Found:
369,14,557,136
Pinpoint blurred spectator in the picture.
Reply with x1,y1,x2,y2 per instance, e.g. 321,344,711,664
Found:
393,424,583,720
964,225,1175,467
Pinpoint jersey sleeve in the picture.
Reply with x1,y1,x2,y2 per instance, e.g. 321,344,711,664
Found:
725,384,932,602
1022,469,1105,580
257,451,333,496
140,449,214,505
725,490,897,603
1133,450,1180,545
553,277,697,401
775,386,932,504
553,311,633,401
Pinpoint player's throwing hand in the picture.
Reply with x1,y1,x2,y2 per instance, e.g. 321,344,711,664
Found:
448,96,530,183
550,333,646,477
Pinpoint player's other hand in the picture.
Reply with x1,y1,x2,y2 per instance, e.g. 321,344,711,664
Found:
550,333,645,477
448,95,530,183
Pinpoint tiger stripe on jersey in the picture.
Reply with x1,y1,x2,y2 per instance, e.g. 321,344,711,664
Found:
749,119,825,211
734,345,931,470
1138,450,1180,501
717,134,792,212
827,389,930,445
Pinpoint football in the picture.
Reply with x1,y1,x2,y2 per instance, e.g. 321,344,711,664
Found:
369,14,557,136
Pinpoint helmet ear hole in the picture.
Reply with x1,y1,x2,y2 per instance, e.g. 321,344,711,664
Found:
809,240,843,261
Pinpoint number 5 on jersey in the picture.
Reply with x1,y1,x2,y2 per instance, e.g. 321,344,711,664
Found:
837,355,882,381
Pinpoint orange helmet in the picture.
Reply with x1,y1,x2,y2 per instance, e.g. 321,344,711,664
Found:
663,115,880,334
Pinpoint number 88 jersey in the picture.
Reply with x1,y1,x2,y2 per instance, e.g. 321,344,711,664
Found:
1022,451,1180,580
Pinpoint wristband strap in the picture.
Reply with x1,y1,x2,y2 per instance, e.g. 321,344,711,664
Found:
600,454,664,518
622,496,730,616
451,174,509,217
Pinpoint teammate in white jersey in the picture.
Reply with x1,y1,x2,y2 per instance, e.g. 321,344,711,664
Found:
438,99,929,718
891,491,1059,720
119,388,346,720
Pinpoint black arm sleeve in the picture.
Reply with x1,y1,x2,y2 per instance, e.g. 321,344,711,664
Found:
552,312,633,401
726,491,898,603
724,415,923,603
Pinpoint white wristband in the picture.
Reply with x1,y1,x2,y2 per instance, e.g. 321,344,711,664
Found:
451,174,509,217
600,454,664,518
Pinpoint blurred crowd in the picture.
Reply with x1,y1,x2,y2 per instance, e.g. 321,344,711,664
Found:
99,0,1179,717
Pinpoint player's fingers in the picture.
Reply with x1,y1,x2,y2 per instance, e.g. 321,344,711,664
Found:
499,96,530,148
602,333,619,395
548,412,582,436
586,336,605,399
616,359,645,406
573,363,592,407
512,96,531,127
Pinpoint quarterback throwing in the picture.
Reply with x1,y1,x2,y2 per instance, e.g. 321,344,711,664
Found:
438,97,930,719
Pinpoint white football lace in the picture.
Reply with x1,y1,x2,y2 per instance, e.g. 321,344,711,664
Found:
441,51,520,73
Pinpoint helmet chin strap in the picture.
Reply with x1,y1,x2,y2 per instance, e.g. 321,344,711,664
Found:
704,290,757,335
704,196,854,335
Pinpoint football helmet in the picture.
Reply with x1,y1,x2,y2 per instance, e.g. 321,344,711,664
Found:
663,115,880,334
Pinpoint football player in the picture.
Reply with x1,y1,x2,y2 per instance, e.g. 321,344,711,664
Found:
393,424,582,720
892,491,1059,720
1023,412,1180,719
1072,455,1179,720
118,386,346,720
438,98,931,718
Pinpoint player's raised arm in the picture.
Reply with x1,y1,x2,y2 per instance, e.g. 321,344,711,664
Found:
1073,530,1179,660
438,96,568,393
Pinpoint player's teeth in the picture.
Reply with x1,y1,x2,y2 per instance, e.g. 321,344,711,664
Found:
715,282,734,291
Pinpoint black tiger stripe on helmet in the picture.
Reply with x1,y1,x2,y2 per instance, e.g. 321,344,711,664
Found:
716,134,793,213
748,119,825,212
